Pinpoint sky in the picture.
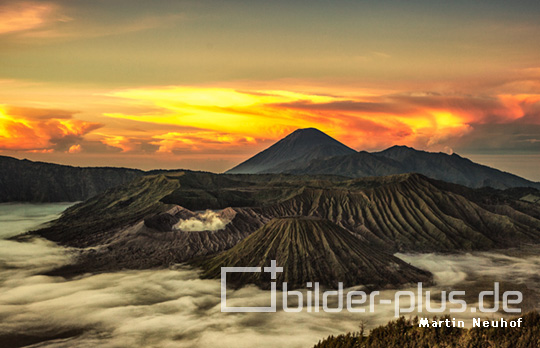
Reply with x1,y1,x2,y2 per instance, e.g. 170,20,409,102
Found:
0,0,539,179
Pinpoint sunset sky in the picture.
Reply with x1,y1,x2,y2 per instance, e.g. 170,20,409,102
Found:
1,0,539,179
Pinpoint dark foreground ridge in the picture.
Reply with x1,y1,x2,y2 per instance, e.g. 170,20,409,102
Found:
314,311,540,348
198,217,432,289
0,155,203,203
0,155,143,202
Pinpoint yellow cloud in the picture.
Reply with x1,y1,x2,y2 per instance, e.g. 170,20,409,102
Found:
4,82,538,161
101,86,506,153
103,87,340,138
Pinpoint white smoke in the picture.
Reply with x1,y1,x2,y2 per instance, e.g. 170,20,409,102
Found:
443,146,454,155
173,210,230,232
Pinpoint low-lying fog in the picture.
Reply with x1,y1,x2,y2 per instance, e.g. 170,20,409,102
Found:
0,203,74,239
1,203,539,348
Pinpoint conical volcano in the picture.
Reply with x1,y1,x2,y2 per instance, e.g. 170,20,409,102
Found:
199,217,431,289
225,128,356,174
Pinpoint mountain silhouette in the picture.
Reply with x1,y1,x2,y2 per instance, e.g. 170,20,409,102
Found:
290,145,540,189
226,128,356,174
227,128,539,189
0,155,143,202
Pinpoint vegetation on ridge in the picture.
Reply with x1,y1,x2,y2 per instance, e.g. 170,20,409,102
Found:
314,312,540,348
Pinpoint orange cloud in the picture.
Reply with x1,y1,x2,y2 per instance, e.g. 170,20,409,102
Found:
0,2,59,35
104,86,532,153
99,135,136,153
2,83,539,168
498,94,540,122
270,91,540,151
0,104,102,151
151,132,257,154
5,105,74,120
68,144,81,154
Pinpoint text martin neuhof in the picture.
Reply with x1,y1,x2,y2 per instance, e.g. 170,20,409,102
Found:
220,260,523,317
419,316,524,328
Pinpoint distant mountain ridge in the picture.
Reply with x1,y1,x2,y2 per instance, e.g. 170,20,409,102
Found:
226,128,356,174
227,128,540,189
0,156,144,202
291,145,540,189
2,128,538,203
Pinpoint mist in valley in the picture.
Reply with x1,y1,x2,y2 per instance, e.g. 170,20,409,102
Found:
1,204,539,348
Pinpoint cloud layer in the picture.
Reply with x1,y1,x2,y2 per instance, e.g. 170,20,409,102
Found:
0,105,101,152
1,204,540,348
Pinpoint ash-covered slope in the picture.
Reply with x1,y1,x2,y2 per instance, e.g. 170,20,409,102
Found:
199,217,432,289
28,172,540,277
259,174,540,252
43,205,265,277
33,173,183,247
226,128,356,174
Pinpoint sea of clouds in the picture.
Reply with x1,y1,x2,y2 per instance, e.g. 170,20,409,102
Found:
1,203,539,348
